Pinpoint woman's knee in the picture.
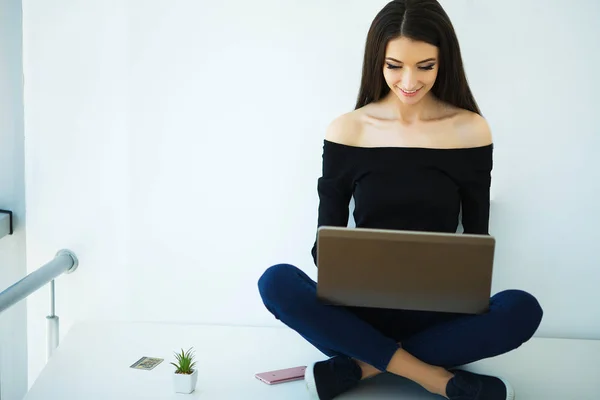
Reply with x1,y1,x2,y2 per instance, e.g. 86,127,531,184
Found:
494,289,543,341
257,263,300,304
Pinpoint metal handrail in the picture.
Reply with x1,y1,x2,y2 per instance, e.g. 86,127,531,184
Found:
0,250,78,314
0,249,79,359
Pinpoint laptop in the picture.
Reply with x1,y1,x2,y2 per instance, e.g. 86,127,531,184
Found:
316,226,495,314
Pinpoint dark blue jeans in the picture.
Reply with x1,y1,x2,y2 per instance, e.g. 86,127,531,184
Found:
258,263,543,372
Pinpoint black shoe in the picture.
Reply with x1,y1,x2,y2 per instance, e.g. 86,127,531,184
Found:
304,356,362,400
446,369,515,400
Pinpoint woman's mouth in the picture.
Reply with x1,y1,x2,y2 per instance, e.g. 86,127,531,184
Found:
398,87,422,97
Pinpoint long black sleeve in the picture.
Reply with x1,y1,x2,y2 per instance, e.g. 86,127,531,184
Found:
457,145,493,235
311,141,355,266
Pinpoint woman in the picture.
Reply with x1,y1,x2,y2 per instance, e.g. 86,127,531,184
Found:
258,1,543,399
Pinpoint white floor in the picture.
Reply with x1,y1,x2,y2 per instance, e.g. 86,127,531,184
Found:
25,321,600,400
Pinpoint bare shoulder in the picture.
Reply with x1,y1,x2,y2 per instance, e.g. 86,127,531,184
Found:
325,110,363,146
453,110,493,147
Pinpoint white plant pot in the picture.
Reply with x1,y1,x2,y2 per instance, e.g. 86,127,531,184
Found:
173,369,198,394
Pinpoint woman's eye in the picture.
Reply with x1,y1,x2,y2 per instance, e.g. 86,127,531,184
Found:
385,63,436,70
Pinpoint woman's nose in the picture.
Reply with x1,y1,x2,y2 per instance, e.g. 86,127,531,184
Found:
401,69,418,89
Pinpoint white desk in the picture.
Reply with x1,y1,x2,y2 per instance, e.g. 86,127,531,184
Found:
25,321,600,399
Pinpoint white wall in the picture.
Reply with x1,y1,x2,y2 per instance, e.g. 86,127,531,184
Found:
0,0,29,398
22,0,130,387
23,0,600,387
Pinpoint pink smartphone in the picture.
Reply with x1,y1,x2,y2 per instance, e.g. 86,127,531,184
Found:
255,366,307,385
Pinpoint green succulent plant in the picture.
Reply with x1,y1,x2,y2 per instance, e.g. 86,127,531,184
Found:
170,347,196,375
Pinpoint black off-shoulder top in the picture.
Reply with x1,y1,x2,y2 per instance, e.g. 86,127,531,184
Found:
311,140,493,266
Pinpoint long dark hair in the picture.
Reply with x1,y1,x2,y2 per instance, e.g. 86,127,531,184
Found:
355,0,480,115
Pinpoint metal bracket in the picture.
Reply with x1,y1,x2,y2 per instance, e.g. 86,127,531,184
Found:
56,249,79,273
0,209,13,238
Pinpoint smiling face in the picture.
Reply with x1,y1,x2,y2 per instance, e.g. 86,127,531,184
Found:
382,36,440,105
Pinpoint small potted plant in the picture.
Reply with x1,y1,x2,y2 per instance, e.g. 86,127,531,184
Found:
171,347,198,394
